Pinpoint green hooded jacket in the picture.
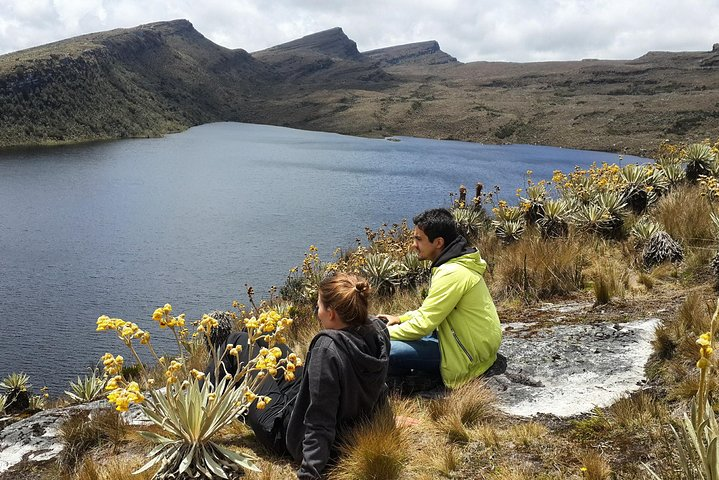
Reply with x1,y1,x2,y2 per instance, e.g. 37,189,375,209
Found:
388,244,501,388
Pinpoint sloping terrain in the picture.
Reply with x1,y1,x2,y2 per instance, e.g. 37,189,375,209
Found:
0,20,718,153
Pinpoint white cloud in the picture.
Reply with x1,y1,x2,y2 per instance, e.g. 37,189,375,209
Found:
0,0,717,62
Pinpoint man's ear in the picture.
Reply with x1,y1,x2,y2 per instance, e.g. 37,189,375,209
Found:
433,236,445,250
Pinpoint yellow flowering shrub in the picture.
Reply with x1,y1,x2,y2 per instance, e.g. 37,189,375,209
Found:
96,303,301,479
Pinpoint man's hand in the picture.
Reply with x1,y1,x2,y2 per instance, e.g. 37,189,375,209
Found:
377,314,401,326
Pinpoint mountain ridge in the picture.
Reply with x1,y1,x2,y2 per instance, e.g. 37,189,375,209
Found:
1,19,718,153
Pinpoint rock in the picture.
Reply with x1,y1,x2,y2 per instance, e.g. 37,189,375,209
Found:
487,318,660,417
0,398,150,475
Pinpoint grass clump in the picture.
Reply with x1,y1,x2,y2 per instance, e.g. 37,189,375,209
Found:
57,409,128,470
489,233,586,300
577,449,612,480
429,380,498,443
332,404,409,480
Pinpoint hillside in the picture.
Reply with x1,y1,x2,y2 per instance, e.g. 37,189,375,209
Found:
1,19,718,153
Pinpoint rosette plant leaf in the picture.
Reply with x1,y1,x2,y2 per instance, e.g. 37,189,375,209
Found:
492,218,526,244
571,204,613,236
642,231,683,268
134,375,259,479
0,394,6,414
537,199,572,239
398,251,431,288
452,206,487,242
684,143,716,183
96,304,300,479
656,160,686,190
520,183,547,224
0,372,31,413
361,253,402,295
65,370,106,404
630,217,662,247
620,164,653,214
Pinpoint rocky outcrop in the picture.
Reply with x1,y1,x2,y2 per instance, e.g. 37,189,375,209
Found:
487,306,659,416
363,40,459,67
0,399,150,476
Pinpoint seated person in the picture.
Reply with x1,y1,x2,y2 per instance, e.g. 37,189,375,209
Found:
378,208,501,389
212,273,390,479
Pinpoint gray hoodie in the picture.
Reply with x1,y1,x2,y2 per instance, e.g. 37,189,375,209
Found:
285,317,390,479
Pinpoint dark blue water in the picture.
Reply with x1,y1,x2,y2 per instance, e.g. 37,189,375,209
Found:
0,123,649,393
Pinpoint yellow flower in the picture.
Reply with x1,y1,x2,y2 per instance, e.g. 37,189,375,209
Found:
208,393,217,402
163,303,172,314
284,372,295,382
191,369,205,381
152,308,164,321
698,357,710,369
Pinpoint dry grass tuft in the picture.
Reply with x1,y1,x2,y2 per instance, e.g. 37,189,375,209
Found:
655,186,714,248
74,456,154,480
591,256,627,305
638,272,655,289
285,312,322,358
370,288,427,318
245,458,296,480
475,424,502,448
433,444,462,477
489,234,586,300
577,449,613,480
332,404,409,480
487,464,535,480
57,409,128,469
507,421,549,447
606,391,669,431
430,380,499,443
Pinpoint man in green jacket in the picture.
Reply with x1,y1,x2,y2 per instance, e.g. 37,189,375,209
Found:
379,208,501,389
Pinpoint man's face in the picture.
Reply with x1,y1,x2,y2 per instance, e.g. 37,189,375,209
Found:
412,226,444,262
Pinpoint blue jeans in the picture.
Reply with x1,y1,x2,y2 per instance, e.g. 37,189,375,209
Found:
388,334,441,377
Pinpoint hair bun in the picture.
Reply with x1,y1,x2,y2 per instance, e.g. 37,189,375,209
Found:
355,281,371,297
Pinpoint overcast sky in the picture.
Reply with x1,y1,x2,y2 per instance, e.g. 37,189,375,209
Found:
1,0,717,62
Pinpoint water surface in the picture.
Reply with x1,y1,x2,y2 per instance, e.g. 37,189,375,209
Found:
0,123,649,392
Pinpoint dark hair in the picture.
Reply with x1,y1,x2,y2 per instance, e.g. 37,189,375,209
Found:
412,208,458,244
318,273,371,326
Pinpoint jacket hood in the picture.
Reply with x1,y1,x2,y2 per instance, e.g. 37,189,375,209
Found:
314,317,390,378
432,236,487,275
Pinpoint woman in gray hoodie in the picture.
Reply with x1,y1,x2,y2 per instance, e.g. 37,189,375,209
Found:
215,273,390,479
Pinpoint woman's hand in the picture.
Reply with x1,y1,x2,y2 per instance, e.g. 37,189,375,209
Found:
377,314,401,326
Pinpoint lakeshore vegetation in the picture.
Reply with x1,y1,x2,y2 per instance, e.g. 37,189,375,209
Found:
4,137,719,479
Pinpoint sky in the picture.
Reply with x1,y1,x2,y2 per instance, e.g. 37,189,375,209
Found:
1,0,717,63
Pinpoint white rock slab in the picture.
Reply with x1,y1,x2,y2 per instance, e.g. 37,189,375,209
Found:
489,318,660,417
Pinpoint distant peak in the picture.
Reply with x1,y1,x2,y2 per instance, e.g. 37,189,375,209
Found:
363,40,458,66
254,27,363,61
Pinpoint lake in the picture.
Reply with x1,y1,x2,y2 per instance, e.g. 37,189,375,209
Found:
0,122,650,393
